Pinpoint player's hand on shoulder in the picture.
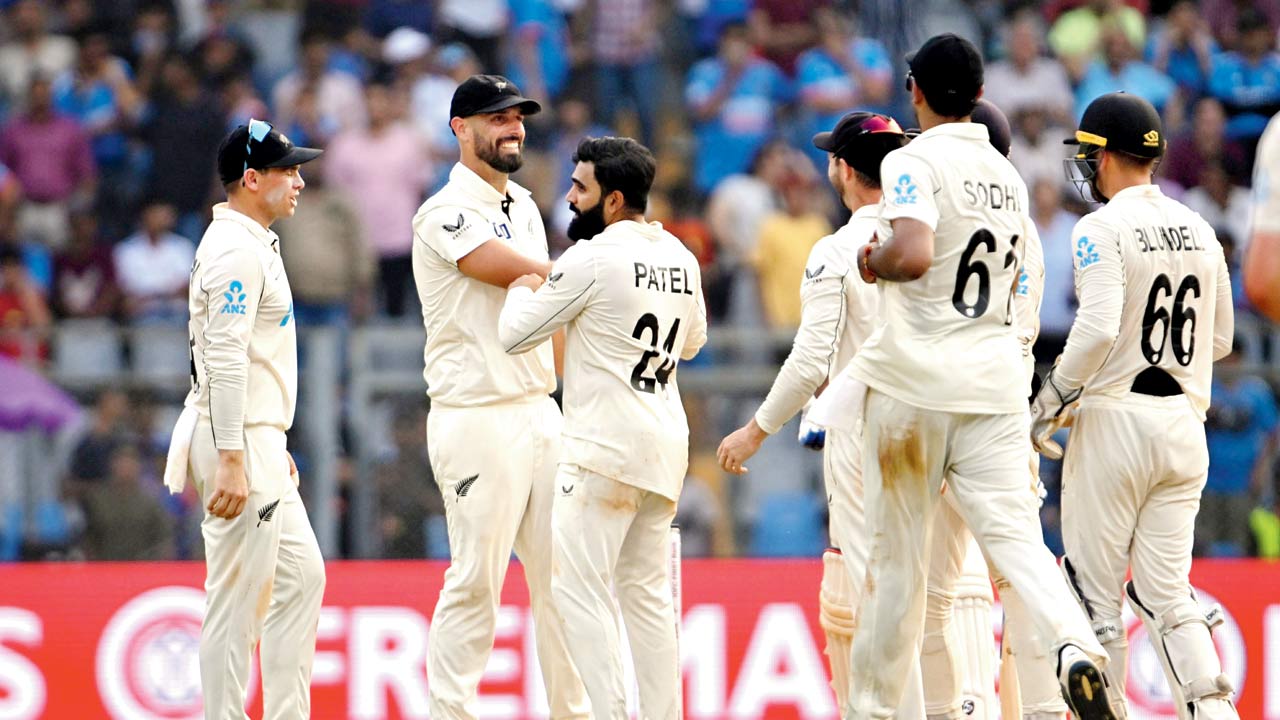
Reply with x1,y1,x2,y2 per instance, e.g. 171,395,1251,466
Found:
208,452,250,519
508,273,544,291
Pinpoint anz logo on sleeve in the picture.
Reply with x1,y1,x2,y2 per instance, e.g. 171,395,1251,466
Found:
892,174,918,206
221,280,248,315
1076,236,1100,269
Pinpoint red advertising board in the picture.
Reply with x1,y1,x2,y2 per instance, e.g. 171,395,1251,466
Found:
0,559,1276,719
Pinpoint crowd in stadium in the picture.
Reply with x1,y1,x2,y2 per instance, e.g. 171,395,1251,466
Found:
0,0,1277,562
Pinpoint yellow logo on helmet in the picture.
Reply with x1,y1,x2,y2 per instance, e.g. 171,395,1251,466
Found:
1143,130,1160,147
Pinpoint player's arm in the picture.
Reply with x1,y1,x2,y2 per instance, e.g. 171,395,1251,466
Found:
681,273,709,361
1030,219,1122,458
498,247,596,354
862,152,938,282
199,247,263,519
719,242,845,472
1014,219,1047,369
1245,128,1280,321
417,207,552,289
1212,240,1235,361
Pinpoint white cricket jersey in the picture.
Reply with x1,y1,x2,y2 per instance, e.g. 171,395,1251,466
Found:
412,162,556,407
754,203,881,434
1015,219,1046,384
1252,113,1280,234
184,204,297,450
848,123,1039,414
498,220,708,501
1056,185,1233,420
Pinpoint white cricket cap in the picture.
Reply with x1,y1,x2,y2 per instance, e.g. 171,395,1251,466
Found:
383,27,431,65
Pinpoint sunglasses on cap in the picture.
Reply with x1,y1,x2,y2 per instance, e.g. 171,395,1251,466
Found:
904,72,914,92
244,118,273,174
831,114,905,157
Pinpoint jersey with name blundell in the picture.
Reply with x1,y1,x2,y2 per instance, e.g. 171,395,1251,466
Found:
498,220,708,501
1056,185,1232,419
848,122,1039,414
412,163,555,408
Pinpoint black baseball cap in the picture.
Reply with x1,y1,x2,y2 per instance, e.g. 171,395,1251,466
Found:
906,33,983,107
450,74,542,120
1065,92,1165,159
813,111,907,179
971,98,1012,157
217,119,322,185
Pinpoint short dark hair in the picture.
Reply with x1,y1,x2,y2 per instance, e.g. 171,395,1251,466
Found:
571,136,657,213
1105,147,1159,171
919,84,980,119
853,168,879,190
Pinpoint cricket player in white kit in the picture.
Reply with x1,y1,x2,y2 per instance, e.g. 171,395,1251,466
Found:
412,76,588,719
714,111,906,709
845,34,1111,719
1034,92,1238,719
163,119,326,719
498,136,707,720
1244,112,1280,321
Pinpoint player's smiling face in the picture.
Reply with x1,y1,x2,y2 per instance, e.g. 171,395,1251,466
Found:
470,107,526,173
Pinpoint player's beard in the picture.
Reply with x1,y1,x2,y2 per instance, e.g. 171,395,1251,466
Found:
567,200,606,241
477,134,523,173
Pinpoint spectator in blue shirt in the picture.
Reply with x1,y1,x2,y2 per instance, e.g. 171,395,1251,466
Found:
1208,9,1280,143
52,28,144,242
1076,23,1177,120
1202,345,1279,555
1147,0,1216,101
691,0,752,58
794,9,892,169
505,0,570,106
685,23,790,193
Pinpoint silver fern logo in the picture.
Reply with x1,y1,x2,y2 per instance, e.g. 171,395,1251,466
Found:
256,499,280,526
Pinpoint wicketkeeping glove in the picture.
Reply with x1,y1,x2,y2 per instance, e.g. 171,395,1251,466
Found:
798,399,826,451
1029,363,1081,460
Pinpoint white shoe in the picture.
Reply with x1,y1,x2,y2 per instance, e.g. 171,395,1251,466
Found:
1057,644,1117,720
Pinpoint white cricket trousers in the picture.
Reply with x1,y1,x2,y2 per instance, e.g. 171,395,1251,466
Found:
848,390,1104,719
824,424,927,720
191,421,326,720
1061,394,1213,694
551,464,680,720
426,396,589,720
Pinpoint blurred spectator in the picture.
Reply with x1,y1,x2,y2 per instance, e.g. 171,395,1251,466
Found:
747,0,829,75
1031,179,1080,362
66,389,130,492
79,442,175,560
194,26,258,91
125,4,176,100
1048,0,1146,82
53,27,145,240
272,31,367,144
704,139,787,321
1074,22,1176,120
548,95,612,229
984,13,1075,125
1184,162,1253,252
689,0,753,57
1146,0,1216,101
1207,9,1280,144
276,156,375,325
1162,97,1248,191
364,0,434,39
506,0,571,109
0,243,50,363
113,201,195,324
1203,0,1280,52
138,55,224,242
0,0,77,112
750,169,830,330
1009,108,1070,194
325,81,431,318
795,9,892,168
435,0,509,73
590,0,662,148
1202,346,1278,556
0,160,21,240
407,43,481,181
51,208,120,319
220,73,270,129
374,403,443,559
0,76,96,249
685,23,790,193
